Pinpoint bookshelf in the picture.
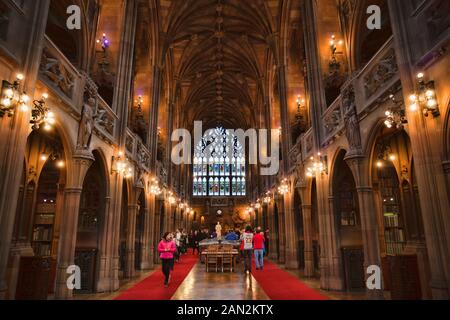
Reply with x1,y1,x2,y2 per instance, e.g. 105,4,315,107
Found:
379,166,406,255
31,202,56,257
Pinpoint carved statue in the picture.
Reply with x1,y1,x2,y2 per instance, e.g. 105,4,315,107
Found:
343,86,362,153
215,222,222,239
77,98,96,150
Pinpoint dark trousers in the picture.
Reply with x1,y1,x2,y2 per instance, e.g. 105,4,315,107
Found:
192,245,200,255
161,258,174,284
243,250,253,272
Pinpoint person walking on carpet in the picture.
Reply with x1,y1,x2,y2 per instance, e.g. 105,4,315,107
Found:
158,232,177,288
253,230,265,270
241,226,254,274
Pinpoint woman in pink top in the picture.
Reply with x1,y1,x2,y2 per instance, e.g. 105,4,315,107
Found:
158,232,177,287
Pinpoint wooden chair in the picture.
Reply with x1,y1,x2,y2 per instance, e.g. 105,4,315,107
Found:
222,247,234,272
206,246,219,272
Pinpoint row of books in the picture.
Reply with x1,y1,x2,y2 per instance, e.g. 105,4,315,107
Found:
386,242,405,256
32,226,52,242
32,243,51,257
384,214,400,228
385,228,405,243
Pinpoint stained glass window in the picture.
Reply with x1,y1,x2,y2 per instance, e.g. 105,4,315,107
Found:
193,128,246,197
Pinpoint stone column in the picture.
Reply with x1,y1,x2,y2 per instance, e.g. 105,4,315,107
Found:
109,175,123,291
125,201,139,279
345,156,384,300
277,198,286,264
0,0,50,298
55,153,94,300
284,191,299,269
298,185,314,277
388,0,450,299
267,202,277,260
108,0,138,292
139,192,154,270
96,196,111,292
316,175,344,291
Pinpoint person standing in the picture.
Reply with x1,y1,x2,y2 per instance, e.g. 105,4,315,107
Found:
158,232,177,288
193,230,200,255
175,229,182,262
242,226,254,274
253,231,265,270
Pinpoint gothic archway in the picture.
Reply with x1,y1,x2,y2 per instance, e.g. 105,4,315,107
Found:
74,150,108,294
332,150,364,291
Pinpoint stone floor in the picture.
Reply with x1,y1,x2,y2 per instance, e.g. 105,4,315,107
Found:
71,258,374,300
171,263,269,300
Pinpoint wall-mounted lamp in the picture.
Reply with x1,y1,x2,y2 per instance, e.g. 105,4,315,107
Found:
409,72,439,117
168,191,176,205
329,35,344,71
30,93,55,131
97,33,110,51
112,151,133,179
278,179,289,195
263,191,272,204
384,94,407,129
0,74,29,118
306,153,328,178
150,177,162,195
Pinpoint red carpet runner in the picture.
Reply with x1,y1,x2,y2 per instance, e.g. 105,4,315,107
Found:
114,254,198,300
251,259,327,300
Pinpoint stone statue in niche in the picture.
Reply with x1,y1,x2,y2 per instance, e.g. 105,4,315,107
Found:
77,97,96,150
343,85,362,154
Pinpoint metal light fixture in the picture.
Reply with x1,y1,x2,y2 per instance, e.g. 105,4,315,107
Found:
409,72,439,117
278,179,289,195
112,151,133,178
384,94,407,129
97,33,110,51
30,93,55,131
0,73,29,117
329,35,344,71
168,191,176,205
150,178,162,195
306,153,328,178
263,191,272,204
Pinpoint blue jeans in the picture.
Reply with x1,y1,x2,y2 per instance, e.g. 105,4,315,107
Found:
254,250,264,269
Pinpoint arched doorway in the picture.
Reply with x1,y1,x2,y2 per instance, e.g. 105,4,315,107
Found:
11,128,67,299
74,151,107,294
372,129,429,298
332,150,364,291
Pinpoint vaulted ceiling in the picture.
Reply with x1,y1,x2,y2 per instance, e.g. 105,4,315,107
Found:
134,0,305,136
165,0,277,130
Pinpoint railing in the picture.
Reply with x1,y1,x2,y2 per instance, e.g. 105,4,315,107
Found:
322,95,344,145
124,128,153,173
39,36,121,146
300,128,314,161
39,36,84,113
320,37,399,147
353,36,399,114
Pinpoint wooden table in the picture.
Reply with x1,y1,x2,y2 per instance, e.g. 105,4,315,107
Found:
202,250,239,272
